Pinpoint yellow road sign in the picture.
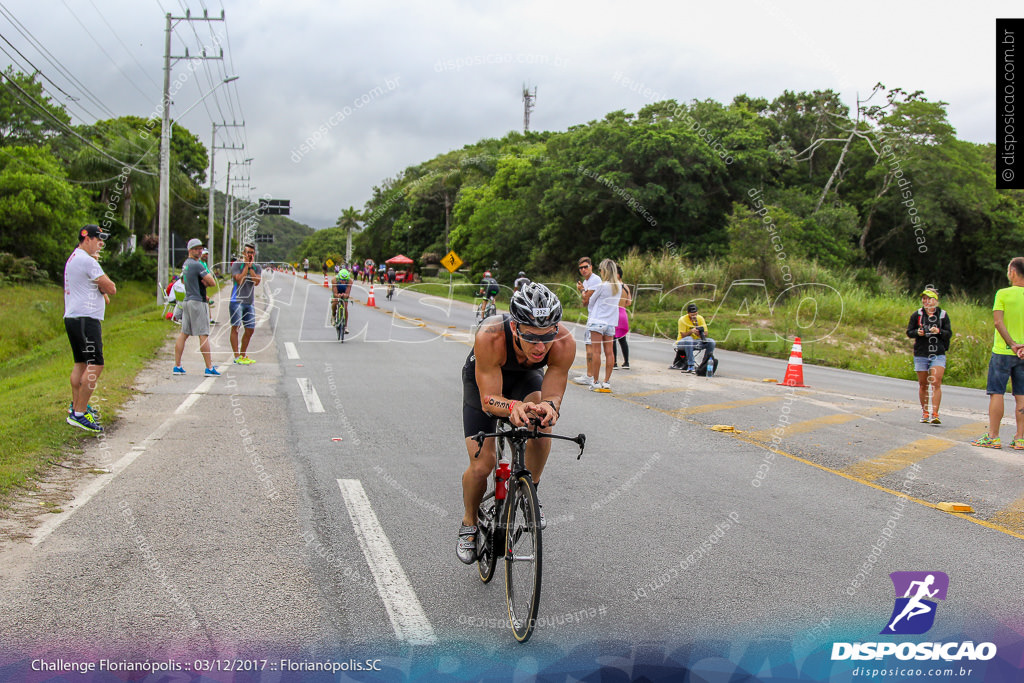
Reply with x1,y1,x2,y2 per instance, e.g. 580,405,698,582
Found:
442,250,463,273
326,259,334,268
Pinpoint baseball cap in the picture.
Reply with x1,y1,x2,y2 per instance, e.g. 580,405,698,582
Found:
201,248,209,255
187,238,203,250
686,303,698,313
78,225,108,241
920,288,939,299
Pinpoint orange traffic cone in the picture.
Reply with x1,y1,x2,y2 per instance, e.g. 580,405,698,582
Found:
323,274,329,288
780,337,807,387
367,284,376,307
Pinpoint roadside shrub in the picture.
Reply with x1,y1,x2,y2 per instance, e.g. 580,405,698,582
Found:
0,252,49,285
102,250,156,282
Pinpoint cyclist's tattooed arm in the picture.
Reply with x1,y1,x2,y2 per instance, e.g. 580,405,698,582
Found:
484,395,514,415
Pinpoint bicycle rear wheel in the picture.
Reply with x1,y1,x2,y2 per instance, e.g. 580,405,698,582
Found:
504,473,542,642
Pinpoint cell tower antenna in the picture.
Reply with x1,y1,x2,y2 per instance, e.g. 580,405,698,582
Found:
523,84,537,132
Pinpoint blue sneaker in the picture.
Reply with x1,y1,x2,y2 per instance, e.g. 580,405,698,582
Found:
173,366,186,375
204,367,221,376
66,412,102,433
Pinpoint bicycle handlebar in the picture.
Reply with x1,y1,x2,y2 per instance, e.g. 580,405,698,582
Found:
472,417,585,460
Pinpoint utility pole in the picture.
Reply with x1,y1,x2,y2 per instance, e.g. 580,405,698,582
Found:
157,8,225,304
207,121,244,274
522,84,537,133
220,158,251,264
221,159,232,266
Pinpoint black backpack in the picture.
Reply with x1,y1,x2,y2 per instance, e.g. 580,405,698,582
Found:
696,353,718,377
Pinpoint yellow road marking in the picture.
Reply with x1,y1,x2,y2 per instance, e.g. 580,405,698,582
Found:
745,413,860,441
611,393,1024,541
678,395,784,416
990,494,1024,531
941,422,989,439
618,387,693,398
841,437,955,482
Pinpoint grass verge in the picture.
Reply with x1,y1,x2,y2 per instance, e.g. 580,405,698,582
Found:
0,281,173,500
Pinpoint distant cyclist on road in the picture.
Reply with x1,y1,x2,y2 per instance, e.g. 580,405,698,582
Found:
457,283,574,563
332,268,352,333
476,270,501,320
513,271,531,292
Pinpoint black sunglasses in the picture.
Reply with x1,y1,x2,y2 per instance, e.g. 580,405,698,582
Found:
517,325,559,343
578,264,590,270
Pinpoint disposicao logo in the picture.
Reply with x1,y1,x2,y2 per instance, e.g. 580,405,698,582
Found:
831,571,997,662
881,571,948,635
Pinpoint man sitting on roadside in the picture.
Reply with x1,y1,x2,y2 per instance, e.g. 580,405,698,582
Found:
670,303,716,373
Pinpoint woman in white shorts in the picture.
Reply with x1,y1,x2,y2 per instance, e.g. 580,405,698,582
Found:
582,259,621,392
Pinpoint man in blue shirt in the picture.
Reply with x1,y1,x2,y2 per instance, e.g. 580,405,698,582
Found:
230,243,263,364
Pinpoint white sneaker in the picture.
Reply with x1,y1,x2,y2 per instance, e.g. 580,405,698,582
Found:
591,382,611,393
571,374,594,386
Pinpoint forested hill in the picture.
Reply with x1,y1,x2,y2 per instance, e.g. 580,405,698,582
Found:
353,86,1021,294
210,190,314,264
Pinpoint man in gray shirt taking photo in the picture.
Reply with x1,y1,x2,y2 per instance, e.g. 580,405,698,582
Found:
173,238,220,376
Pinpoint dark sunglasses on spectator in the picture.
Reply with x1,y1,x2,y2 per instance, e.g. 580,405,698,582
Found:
578,265,590,270
518,326,559,343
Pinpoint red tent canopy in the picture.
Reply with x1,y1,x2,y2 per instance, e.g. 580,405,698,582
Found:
385,254,414,265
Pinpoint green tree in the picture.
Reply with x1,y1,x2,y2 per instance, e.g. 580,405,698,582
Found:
0,67,71,148
291,227,349,267
335,206,362,261
0,146,91,280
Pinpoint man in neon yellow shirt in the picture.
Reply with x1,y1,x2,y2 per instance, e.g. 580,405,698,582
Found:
670,303,716,373
972,257,1024,449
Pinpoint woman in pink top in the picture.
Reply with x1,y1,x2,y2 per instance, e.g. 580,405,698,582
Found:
613,263,632,369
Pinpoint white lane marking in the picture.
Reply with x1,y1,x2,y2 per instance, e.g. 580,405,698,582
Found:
174,377,216,414
296,378,324,413
337,479,437,645
285,342,299,359
31,379,215,548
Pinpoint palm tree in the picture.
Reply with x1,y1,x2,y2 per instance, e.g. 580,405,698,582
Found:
335,206,362,262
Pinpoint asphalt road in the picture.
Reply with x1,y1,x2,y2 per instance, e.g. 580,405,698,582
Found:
1,271,1022,681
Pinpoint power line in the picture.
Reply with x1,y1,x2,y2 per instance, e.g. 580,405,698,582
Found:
0,41,104,124
0,2,116,119
84,0,161,91
0,31,79,103
60,0,153,103
0,69,157,175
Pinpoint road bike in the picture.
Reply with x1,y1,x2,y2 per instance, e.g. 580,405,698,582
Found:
331,298,347,342
386,282,396,300
471,418,585,642
474,295,498,327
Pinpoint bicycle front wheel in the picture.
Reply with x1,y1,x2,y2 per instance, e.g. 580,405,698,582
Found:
485,302,497,319
504,473,542,642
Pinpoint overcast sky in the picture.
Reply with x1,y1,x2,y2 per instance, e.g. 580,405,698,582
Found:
1,0,1010,228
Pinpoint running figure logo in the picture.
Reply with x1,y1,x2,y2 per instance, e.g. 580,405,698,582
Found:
880,571,949,635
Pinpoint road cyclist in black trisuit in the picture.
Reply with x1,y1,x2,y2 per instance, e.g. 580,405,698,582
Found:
458,283,574,563
476,270,501,322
